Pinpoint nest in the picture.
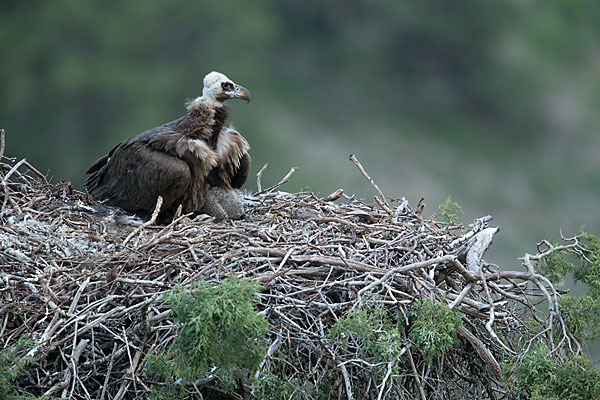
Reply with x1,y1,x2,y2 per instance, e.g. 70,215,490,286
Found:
0,130,581,399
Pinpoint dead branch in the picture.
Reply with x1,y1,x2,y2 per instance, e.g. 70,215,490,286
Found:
349,153,393,215
122,195,163,245
0,129,5,159
256,162,268,192
255,166,298,194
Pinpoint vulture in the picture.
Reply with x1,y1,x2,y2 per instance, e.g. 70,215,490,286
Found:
85,71,251,222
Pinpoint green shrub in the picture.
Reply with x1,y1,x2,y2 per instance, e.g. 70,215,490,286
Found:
0,338,34,400
147,385,186,400
164,276,269,381
559,295,600,342
535,232,600,297
408,298,462,361
0,338,65,400
145,352,176,380
577,233,600,297
436,196,462,224
506,345,600,400
252,374,303,400
328,300,405,366
329,297,461,367
534,232,600,343
536,247,572,285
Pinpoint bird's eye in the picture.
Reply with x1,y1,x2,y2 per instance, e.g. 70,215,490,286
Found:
222,82,233,91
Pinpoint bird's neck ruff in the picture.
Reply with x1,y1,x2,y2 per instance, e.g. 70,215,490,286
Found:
179,100,229,144
212,126,250,189
186,94,222,110
217,126,250,167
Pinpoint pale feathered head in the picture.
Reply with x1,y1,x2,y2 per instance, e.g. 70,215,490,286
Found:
201,71,251,104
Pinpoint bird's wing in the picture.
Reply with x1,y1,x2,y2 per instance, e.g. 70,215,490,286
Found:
85,134,192,218
229,152,251,189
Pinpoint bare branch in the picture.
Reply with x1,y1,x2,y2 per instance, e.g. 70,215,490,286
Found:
123,195,163,245
256,166,298,194
349,154,393,215
256,162,268,192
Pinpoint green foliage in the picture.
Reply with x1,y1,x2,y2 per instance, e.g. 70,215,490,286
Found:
145,352,176,380
506,345,600,400
536,232,600,296
0,338,64,399
0,338,35,400
252,374,298,400
329,297,462,367
251,373,325,400
436,196,462,224
536,247,572,285
147,385,186,400
328,302,383,349
577,233,600,297
532,232,600,344
164,276,269,382
559,295,600,342
408,298,462,361
144,352,189,399
328,299,405,366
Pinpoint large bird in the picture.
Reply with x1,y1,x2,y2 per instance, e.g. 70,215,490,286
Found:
85,71,251,222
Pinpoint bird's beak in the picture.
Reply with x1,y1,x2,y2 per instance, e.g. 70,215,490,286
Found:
227,85,251,103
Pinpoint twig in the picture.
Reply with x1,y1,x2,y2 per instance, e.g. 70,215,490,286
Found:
338,361,354,400
377,357,398,400
254,338,281,380
23,159,48,184
1,158,27,215
68,277,90,315
114,348,143,400
457,326,502,380
323,188,344,202
256,162,268,192
115,277,167,287
275,246,298,272
68,339,89,398
2,158,27,184
256,166,298,194
407,346,426,400
123,195,163,245
450,215,493,249
358,254,456,301
448,282,475,309
0,129,5,159
374,195,394,217
100,343,118,400
349,154,392,215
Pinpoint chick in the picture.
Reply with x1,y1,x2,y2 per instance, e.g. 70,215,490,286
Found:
201,186,245,221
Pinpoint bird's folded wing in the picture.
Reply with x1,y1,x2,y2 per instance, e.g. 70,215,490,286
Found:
86,141,192,216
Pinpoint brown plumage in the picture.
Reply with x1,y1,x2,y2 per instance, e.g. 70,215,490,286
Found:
85,72,251,222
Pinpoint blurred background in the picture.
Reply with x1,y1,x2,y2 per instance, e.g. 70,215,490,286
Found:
1,1,599,351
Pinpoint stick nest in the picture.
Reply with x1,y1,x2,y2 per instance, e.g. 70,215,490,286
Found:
0,131,581,399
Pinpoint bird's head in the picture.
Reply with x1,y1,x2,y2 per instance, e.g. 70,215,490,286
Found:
201,71,251,105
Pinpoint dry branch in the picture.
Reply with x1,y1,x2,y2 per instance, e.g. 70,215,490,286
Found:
0,128,5,159
349,153,393,215
255,166,298,194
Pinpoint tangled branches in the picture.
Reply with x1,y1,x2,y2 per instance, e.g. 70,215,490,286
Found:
0,130,591,399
